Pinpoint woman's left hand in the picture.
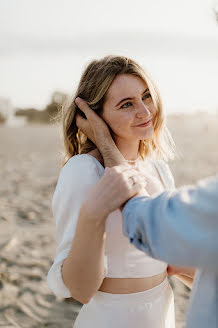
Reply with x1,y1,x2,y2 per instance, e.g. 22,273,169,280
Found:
167,265,195,278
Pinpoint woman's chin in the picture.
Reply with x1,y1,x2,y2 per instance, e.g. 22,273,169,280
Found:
137,127,154,140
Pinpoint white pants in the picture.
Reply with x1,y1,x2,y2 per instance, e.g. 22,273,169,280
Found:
74,277,175,328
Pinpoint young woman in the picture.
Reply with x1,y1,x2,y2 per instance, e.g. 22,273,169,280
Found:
46,55,194,327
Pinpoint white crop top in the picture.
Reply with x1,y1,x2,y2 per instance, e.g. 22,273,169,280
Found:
46,154,175,298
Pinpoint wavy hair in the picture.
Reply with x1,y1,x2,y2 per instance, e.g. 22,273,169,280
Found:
60,55,176,166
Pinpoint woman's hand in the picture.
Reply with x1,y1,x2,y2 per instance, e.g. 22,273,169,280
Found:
75,97,112,147
167,265,196,289
75,97,125,167
81,164,145,221
167,265,195,278
167,265,182,276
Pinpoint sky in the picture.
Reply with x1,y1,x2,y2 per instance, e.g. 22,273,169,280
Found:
0,0,218,113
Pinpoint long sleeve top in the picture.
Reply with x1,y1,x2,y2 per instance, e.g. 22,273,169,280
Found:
46,154,174,297
122,175,218,328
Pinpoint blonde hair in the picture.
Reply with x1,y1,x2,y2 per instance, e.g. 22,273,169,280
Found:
61,55,176,166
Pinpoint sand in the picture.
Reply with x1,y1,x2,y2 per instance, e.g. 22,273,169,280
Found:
0,113,217,327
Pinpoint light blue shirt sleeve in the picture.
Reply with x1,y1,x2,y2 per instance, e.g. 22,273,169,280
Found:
122,175,218,271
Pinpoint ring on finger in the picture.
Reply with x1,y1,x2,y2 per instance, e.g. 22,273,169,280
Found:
129,176,137,185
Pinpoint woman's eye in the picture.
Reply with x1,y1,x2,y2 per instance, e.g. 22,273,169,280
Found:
121,102,132,109
142,93,151,100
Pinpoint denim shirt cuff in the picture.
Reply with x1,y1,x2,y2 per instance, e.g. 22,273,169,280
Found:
122,196,152,255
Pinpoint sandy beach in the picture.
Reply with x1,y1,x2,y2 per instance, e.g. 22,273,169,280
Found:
0,113,217,327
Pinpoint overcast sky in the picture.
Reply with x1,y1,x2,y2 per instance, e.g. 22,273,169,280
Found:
1,0,217,40
0,0,218,113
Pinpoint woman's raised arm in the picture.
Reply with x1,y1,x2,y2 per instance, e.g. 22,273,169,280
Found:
46,155,107,304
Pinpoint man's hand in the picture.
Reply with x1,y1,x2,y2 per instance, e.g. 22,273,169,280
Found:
81,164,146,221
75,97,125,167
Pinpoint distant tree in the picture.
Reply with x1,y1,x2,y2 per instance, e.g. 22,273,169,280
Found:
0,112,6,124
15,91,68,124
15,108,48,123
51,91,68,105
45,91,68,122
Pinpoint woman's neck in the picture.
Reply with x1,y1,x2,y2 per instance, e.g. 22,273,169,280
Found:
88,138,140,167
114,137,139,161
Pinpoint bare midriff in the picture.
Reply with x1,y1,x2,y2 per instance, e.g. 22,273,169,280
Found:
99,270,167,294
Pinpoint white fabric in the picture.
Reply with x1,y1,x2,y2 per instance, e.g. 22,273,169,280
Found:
46,154,175,298
74,277,175,328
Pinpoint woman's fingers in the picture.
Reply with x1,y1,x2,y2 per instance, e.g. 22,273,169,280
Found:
75,97,112,146
167,265,177,276
108,165,146,181
167,265,186,276
75,98,96,142
104,166,146,197
76,113,96,143
76,113,87,131
75,97,111,133
75,97,92,118
75,97,102,125
88,165,148,216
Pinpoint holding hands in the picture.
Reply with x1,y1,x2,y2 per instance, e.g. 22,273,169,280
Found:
81,164,148,222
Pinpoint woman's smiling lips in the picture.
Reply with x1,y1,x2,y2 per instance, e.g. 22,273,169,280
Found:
134,118,153,127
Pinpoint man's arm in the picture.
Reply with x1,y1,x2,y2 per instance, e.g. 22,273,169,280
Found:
122,175,218,271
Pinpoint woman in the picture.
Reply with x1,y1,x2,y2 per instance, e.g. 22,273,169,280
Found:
46,55,194,327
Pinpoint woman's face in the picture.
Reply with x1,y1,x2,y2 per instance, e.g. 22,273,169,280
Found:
102,74,157,143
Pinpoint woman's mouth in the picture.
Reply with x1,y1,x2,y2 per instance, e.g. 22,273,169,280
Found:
135,118,152,127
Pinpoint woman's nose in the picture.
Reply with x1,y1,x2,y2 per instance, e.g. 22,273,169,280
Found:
136,102,151,119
